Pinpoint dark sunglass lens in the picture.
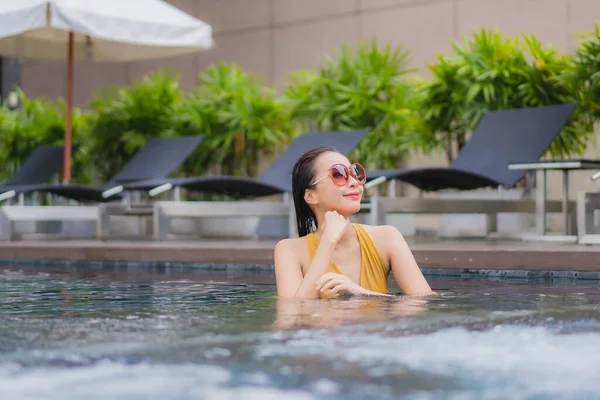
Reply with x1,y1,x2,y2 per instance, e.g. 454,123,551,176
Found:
352,164,366,183
330,165,348,185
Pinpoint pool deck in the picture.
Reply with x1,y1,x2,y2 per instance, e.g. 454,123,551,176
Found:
1,238,600,273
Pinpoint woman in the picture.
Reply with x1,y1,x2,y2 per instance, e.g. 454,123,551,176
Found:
274,146,434,299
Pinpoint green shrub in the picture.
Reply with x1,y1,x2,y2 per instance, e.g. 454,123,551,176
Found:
283,40,429,169
176,63,296,177
423,29,591,162
86,70,183,183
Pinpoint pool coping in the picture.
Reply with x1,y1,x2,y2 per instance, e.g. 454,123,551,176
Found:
1,239,599,280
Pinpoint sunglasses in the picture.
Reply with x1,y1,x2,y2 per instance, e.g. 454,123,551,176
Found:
310,163,367,187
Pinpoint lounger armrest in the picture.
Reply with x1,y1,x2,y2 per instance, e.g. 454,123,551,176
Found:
508,159,600,171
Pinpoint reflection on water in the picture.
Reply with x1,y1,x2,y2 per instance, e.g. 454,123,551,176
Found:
0,265,600,399
273,296,430,330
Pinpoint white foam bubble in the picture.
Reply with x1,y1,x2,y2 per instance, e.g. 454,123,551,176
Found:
0,361,318,400
241,372,270,385
202,386,315,400
311,379,341,395
255,325,600,398
0,361,231,399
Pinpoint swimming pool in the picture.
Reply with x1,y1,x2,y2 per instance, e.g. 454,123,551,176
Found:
1,264,599,399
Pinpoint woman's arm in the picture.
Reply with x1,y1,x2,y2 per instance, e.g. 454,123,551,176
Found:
382,226,434,296
275,211,352,298
274,238,336,298
315,272,393,297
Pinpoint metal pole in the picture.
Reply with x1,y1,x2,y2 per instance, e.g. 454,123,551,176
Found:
63,31,74,183
536,169,547,236
562,170,570,235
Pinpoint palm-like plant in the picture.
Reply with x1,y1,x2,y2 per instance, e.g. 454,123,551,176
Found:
176,63,295,177
87,70,183,183
521,34,593,158
0,89,90,183
563,22,600,139
420,56,468,161
284,39,428,169
423,29,591,163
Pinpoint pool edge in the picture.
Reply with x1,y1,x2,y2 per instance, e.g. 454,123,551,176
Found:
1,239,599,273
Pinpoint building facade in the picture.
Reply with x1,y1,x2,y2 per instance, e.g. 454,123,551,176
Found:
15,0,600,229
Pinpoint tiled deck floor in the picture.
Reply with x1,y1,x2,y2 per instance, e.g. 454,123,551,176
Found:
1,238,599,272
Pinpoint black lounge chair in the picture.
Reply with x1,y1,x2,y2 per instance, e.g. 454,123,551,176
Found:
0,144,76,200
367,104,578,191
124,129,370,198
6,136,204,203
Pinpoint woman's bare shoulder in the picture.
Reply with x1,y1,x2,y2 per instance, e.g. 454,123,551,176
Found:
274,236,307,252
274,236,310,271
358,223,401,239
274,236,311,260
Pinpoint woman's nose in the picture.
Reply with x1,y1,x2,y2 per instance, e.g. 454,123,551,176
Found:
347,175,358,187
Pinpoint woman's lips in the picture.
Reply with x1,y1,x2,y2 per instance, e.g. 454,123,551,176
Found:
344,192,360,200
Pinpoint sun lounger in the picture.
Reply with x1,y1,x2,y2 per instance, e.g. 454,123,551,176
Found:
124,129,369,198
4,135,204,203
367,104,577,191
135,129,370,240
0,136,203,241
0,144,74,202
364,104,578,236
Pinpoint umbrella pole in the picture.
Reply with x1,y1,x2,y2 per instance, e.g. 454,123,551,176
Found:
64,31,74,183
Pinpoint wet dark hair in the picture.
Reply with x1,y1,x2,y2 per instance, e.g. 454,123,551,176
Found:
291,146,337,237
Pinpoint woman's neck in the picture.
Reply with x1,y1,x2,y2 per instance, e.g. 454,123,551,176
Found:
313,214,355,244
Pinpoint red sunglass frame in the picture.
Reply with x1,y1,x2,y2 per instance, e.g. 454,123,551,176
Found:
310,162,367,187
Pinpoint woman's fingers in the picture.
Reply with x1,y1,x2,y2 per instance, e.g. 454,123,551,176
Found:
330,283,364,295
315,273,333,290
328,284,348,295
315,272,333,287
315,273,343,290
319,278,343,292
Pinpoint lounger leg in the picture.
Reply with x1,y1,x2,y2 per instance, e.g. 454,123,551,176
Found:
569,205,577,237
562,170,570,235
0,209,12,240
96,205,111,241
125,191,132,207
369,195,385,226
578,192,600,243
153,204,169,241
485,213,498,234
536,170,547,236
388,180,396,198
287,199,298,238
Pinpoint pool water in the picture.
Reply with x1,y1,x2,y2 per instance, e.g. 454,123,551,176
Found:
1,265,600,399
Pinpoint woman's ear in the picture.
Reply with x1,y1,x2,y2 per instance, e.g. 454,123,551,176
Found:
304,189,319,206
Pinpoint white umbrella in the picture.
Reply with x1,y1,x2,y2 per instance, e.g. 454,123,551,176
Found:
0,0,213,182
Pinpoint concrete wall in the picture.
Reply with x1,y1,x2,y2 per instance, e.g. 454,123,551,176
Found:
24,0,600,102
19,0,600,231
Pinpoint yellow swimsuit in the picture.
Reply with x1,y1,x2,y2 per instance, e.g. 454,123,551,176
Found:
306,223,390,298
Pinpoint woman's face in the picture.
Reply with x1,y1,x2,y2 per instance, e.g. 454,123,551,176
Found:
304,151,364,216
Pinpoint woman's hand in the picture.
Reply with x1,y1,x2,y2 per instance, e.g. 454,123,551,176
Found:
321,211,350,245
315,273,368,296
